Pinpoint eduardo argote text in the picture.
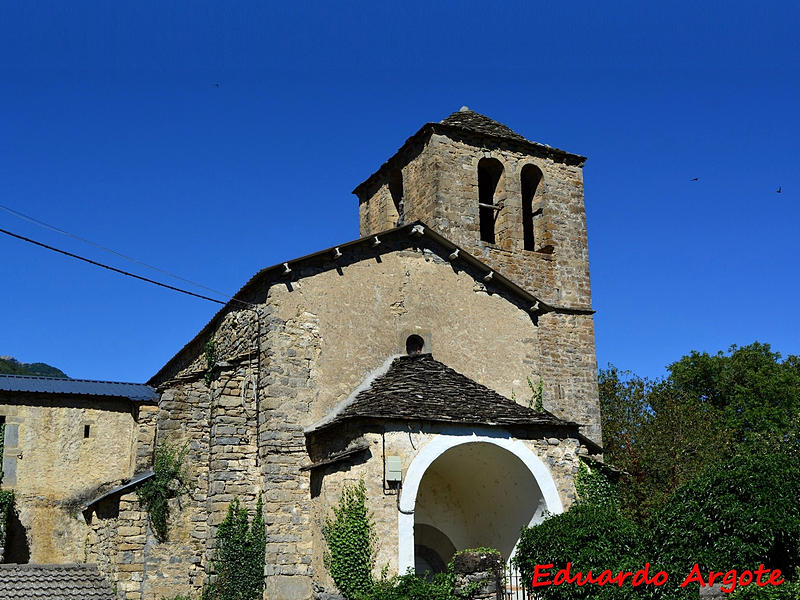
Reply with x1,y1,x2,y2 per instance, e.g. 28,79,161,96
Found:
531,562,785,594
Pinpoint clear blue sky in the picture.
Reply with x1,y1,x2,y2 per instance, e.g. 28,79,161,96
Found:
1,2,798,382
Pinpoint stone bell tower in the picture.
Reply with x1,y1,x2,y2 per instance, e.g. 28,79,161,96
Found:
352,108,601,443
352,107,592,311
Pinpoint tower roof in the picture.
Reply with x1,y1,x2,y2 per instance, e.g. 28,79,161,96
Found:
352,108,586,197
439,107,530,143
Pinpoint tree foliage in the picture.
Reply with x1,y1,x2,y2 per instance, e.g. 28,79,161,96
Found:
513,502,646,600
647,448,800,599
599,342,800,521
203,495,266,600
513,342,800,599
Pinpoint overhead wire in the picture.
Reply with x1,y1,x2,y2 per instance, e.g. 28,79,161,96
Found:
0,203,237,300
0,205,258,308
0,227,229,305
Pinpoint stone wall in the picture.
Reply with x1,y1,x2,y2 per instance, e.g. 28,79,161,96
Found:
354,128,600,444
451,550,503,600
307,422,585,592
0,394,143,564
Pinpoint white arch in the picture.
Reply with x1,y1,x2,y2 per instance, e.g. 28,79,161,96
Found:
397,427,564,574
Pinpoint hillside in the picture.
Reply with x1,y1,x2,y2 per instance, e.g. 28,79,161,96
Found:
0,356,68,378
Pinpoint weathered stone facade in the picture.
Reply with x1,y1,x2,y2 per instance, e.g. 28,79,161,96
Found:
354,110,599,443
0,392,154,564
2,109,602,600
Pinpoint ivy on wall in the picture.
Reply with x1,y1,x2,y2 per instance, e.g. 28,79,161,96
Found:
322,479,377,599
137,441,189,542
323,480,499,600
574,461,619,510
0,489,13,548
202,495,266,600
204,340,217,386
0,421,4,485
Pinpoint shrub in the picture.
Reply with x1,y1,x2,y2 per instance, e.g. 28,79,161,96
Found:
322,480,377,599
137,440,190,542
360,570,455,600
203,495,266,600
647,448,800,599
513,503,646,600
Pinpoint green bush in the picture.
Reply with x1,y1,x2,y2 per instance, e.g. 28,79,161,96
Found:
322,480,377,599
0,489,13,538
514,446,800,600
0,420,5,484
358,570,455,600
731,580,800,599
203,495,266,600
136,440,190,542
647,449,800,599
513,503,647,600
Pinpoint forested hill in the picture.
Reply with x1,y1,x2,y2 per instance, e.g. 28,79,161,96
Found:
0,356,68,378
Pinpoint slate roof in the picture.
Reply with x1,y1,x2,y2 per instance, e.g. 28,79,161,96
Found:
352,109,586,197
439,108,530,143
0,564,115,600
83,469,155,511
308,354,578,433
0,374,157,403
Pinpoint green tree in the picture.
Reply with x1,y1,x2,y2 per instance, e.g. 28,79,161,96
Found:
599,342,800,521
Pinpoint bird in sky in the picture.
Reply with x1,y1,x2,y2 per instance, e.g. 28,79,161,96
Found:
690,177,699,182
777,186,782,193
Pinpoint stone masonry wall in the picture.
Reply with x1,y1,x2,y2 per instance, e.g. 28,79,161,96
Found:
307,423,585,593
357,130,592,310
355,129,600,443
130,238,597,598
0,396,141,564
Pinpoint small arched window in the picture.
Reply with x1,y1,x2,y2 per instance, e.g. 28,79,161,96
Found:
406,334,425,355
521,164,543,250
389,169,404,225
478,158,504,244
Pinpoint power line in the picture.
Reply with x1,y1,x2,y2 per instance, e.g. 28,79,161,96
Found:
0,203,234,300
0,227,226,305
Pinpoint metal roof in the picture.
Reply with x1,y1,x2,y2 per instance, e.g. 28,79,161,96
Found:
0,374,157,402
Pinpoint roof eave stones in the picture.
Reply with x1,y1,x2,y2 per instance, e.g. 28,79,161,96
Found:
351,119,587,199
148,222,594,387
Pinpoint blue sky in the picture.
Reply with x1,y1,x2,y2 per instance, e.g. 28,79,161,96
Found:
1,2,798,382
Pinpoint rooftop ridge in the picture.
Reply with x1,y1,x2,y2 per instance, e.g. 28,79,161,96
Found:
0,373,151,386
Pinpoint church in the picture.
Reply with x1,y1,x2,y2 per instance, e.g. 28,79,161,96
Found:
0,108,602,600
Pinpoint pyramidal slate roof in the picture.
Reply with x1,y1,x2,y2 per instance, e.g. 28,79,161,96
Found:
439,108,530,143
352,108,586,197
307,354,578,433
0,374,157,403
0,564,115,600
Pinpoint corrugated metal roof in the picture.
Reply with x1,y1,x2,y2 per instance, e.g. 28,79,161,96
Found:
0,374,157,402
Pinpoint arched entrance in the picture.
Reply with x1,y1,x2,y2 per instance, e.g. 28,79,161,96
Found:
397,431,563,574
